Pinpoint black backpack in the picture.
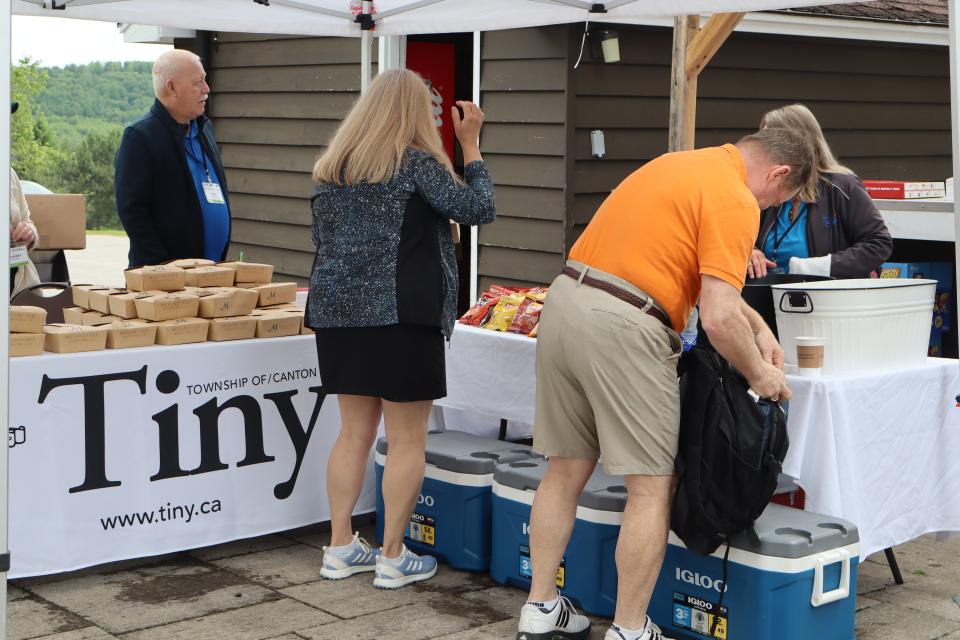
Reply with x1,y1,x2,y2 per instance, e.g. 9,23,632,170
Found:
671,345,790,556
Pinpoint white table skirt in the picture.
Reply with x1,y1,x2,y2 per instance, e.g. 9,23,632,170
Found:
783,358,960,559
9,336,377,578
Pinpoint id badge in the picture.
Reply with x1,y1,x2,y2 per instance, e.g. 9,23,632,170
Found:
202,181,226,204
10,244,28,268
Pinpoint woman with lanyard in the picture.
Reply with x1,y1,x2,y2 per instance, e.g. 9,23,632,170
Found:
747,104,892,280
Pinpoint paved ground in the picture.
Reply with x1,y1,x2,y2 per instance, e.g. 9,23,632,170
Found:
64,233,130,287
7,520,960,640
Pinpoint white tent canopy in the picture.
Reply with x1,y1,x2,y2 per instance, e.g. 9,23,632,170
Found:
14,0,868,36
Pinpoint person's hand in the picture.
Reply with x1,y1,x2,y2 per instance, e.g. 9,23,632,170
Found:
747,248,776,279
755,327,784,370
10,222,35,245
452,100,483,149
748,362,792,401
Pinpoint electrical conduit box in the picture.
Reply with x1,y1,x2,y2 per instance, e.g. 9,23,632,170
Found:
375,430,534,571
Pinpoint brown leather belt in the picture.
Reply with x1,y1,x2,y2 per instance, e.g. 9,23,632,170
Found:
561,266,672,330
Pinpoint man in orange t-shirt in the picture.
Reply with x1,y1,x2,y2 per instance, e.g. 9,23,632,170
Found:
517,128,815,640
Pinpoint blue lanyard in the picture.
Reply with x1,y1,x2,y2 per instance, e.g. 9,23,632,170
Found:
771,202,803,262
185,131,213,183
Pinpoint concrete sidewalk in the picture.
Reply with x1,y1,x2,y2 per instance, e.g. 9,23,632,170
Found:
7,522,960,640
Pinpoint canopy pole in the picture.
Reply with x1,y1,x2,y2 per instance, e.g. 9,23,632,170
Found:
949,0,960,384
2,0,13,633
359,0,374,93
470,30,481,304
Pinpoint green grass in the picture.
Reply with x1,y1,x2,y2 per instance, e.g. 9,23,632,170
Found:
87,228,127,237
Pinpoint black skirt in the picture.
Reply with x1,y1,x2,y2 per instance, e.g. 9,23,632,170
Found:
313,323,446,402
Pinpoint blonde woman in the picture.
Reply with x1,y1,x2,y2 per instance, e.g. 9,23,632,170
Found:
748,104,892,279
307,69,495,588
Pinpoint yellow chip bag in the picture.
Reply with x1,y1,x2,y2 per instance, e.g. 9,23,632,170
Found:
484,292,526,332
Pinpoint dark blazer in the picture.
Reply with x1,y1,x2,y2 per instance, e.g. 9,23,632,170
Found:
757,172,893,278
115,99,231,267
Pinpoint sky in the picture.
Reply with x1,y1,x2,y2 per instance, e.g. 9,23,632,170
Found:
12,15,171,67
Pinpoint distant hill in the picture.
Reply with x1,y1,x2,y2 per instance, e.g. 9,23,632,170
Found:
36,61,155,147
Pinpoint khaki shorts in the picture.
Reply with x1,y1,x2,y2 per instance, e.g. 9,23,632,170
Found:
533,262,682,476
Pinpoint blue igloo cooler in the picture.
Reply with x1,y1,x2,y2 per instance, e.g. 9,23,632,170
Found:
375,430,534,571
490,458,626,616
650,504,859,640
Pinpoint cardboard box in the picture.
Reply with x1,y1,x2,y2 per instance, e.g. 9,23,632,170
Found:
72,284,110,309
43,324,109,353
184,266,236,288
108,291,164,319
62,308,117,326
9,332,45,357
88,288,127,314
864,180,947,200
134,293,200,322
197,288,259,318
10,306,47,333
219,261,274,284
23,193,87,250
167,258,215,269
254,313,303,339
208,316,257,342
106,321,158,349
250,282,297,307
155,317,210,346
124,266,187,292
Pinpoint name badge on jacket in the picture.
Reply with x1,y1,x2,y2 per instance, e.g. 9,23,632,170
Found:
203,181,226,205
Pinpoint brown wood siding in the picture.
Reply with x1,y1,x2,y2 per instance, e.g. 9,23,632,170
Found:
479,27,570,288
200,34,372,279
570,26,951,249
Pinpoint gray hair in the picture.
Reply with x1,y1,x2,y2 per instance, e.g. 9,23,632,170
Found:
737,127,815,194
152,49,201,98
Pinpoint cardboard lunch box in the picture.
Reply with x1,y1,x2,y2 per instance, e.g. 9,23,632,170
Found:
43,324,109,354
124,266,187,292
154,317,210,346
197,288,259,318
10,306,47,334
208,316,258,342
72,284,110,310
167,258,215,269
108,290,165,319
88,288,127,314
254,313,303,339
247,282,297,307
23,193,87,250
106,321,158,350
62,307,120,327
219,261,274,284
9,332,45,357
184,266,236,288
134,293,201,322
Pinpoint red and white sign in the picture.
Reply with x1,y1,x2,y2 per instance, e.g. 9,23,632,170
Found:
863,180,946,200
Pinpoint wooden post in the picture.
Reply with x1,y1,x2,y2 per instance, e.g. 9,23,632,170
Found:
668,15,696,152
681,16,701,151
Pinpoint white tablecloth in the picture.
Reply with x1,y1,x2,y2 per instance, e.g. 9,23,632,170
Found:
438,324,537,438
783,358,960,559
441,325,960,558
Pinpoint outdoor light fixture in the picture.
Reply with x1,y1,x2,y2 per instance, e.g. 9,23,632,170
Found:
599,30,620,63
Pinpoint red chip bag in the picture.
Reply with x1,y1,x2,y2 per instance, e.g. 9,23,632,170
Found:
459,289,501,326
508,298,543,334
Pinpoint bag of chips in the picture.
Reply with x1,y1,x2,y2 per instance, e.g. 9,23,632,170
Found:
459,292,500,326
484,291,526,331
528,322,539,338
525,287,549,302
508,297,544,334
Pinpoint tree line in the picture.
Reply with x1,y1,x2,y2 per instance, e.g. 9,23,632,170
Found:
12,58,155,229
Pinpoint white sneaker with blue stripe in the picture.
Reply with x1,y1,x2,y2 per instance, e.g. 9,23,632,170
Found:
320,533,378,580
373,544,438,589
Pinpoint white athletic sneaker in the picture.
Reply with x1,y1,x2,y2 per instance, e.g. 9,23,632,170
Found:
604,617,675,640
373,544,438,589
320,533,378,580
516,595,591,640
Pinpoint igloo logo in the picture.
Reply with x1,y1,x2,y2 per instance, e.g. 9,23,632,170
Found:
676,568,727,593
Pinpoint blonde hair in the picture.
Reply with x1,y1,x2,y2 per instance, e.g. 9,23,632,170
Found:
760,104,853,202
153,49,200,98
313,69,455,185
